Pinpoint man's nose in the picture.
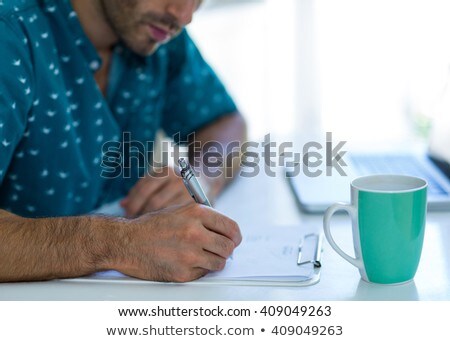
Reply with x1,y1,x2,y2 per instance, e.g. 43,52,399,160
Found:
166,0,196,27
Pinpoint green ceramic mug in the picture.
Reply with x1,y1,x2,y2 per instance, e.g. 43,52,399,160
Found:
323,174,427,284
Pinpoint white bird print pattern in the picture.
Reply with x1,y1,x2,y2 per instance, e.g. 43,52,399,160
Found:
0,2,230,219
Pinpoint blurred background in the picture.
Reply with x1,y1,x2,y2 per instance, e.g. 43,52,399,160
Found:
189,0,450,150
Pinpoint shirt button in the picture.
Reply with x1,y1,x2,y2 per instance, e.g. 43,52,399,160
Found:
89,60,100,71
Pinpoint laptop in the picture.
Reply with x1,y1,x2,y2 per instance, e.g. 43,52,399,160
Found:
287,112,450,213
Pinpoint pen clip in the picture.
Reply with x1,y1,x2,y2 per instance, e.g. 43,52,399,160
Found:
182,178,196,200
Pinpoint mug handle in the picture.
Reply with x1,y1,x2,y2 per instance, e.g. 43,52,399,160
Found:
323,203,363,270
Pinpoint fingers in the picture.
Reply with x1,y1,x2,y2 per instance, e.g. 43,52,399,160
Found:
121,167,193,216
173,207,240,275
121,177,168,216
142,178,192,212
199,250,228,272
202,232,236,259
179,250,227,278
193,205,242,247
162,207,238,277
182,268,209,282
119,201,241,283
162,248,226,282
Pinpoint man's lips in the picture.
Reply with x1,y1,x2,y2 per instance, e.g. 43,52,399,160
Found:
147,24,171,42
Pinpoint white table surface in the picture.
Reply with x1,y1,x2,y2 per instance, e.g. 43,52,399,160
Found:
1,171,449,301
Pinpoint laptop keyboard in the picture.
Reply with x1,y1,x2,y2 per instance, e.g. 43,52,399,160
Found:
350,154,448,196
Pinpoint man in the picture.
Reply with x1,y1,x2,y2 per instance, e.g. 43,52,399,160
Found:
0,0,246,282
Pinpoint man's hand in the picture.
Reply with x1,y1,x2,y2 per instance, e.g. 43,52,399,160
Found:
120,166,194,217
0,203,240,283
110,203,242,282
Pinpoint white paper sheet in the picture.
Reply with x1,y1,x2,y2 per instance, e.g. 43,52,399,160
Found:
202,226,315,281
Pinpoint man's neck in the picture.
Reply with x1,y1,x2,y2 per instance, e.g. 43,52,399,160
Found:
70,0,118,52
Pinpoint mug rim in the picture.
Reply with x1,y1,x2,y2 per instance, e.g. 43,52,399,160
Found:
351,174,428,193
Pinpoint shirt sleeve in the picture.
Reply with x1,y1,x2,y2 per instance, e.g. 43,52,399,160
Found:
161,29,238,143
0,20,33,185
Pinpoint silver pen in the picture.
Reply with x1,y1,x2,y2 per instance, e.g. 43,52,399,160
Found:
178,158,212,207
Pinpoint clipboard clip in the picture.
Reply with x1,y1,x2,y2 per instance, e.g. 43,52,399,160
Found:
297,233,323,268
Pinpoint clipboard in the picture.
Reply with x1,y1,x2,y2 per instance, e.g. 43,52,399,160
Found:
70,229,323,287
82,203,323,287
195,231,323,287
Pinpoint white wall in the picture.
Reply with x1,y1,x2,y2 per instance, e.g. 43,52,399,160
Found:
189,0,297,140
189,0,450,147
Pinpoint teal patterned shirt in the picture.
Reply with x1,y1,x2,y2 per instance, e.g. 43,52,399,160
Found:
0,0,237,218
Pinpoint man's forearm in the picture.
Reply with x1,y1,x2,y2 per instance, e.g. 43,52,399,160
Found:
0,202,242,283
0,210,119,282
189,112,247,198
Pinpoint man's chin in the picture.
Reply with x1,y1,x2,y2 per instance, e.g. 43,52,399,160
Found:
136,42,161,56
123,39,161,57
